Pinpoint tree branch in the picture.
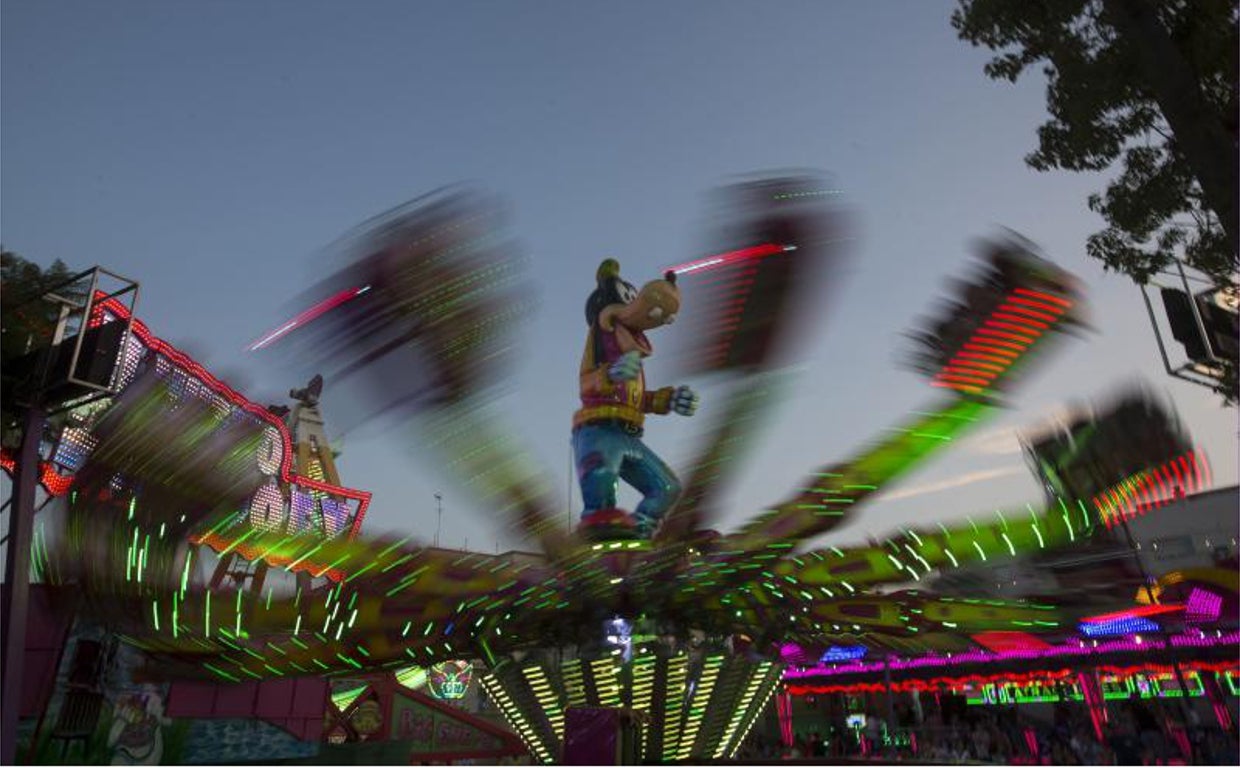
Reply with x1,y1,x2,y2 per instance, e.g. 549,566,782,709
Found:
1101,0,1239,256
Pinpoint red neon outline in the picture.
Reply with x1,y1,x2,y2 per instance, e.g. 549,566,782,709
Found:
954,351,1011,366
981,319,1041,339
967,334,1029,352
1014,287,1073,308
948,359,1005,373
1007,295,1064,313
961,342,1019,358
1134,475,1157,516
1177,455,1194,496
996,305,1058,324
1200,450,1213,487
991,311,1051,330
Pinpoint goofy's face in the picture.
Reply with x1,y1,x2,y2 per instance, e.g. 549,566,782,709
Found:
586,260,681,333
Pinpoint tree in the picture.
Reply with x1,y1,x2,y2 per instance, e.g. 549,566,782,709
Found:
951,0,1238,288
1,250,76,444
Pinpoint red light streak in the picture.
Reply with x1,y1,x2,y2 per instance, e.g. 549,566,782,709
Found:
1014,287,1072,307
996,305,1058,324
247,285,371,351
991,311,1051,330
665,242,792,276
1083,604,1185,624
930,289,1071,394
786,660,1239,697
980,319,1040,338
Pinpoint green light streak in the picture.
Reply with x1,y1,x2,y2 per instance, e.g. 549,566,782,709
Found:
128,527,139,582
1000,532,1016,556
180,551,193,596
139,533,150,583
1076,498,1092,530
217,526,259,556
203,663,240,682
344,560,379,583
312,552,350,578
336,653,363,669
286,541,326,570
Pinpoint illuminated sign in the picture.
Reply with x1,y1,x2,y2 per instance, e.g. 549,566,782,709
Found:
428,661,473,700
961,670,1210,705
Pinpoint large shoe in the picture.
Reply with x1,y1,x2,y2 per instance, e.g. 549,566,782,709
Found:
578,508,639,541
633,515,662,541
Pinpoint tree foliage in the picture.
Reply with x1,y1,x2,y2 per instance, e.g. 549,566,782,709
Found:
1,250,76,442
951,0,1238,288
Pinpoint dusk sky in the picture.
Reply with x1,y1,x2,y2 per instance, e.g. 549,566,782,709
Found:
3,1,1236,554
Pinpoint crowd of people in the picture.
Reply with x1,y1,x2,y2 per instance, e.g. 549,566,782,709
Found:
739,699,1239,764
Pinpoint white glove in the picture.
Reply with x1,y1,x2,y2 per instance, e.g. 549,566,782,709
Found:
608,350,642,382
671,385,700,416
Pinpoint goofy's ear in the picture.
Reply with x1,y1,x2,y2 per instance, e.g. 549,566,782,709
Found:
586,259,623,326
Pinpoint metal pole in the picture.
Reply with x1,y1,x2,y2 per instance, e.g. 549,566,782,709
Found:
567,441,574,532
434,493,442,547
1177,260,1221,363
883,655,896,755
1141,286,1179,376
1,405,46,765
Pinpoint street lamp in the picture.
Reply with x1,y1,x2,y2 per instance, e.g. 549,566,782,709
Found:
434,492,443,547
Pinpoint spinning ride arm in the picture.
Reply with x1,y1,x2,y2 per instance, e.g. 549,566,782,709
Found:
715,242,1085,559
720,397,993,554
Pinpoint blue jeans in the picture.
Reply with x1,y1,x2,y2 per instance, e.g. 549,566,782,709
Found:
572,423,681,529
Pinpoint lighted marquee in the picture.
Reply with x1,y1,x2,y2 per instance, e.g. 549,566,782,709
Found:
0,296,371,578
960,666,1220,705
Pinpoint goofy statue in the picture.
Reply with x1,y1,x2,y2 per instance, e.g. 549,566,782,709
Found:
573,259,699,540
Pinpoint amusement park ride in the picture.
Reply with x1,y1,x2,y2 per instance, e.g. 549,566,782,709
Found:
2,175,1235,764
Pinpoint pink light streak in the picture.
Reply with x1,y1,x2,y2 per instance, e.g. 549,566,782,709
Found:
665,243,794,276
247,285,371,351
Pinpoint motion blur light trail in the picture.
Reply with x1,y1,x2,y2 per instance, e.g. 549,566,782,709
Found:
4,174,1226,764
247,285,371,351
